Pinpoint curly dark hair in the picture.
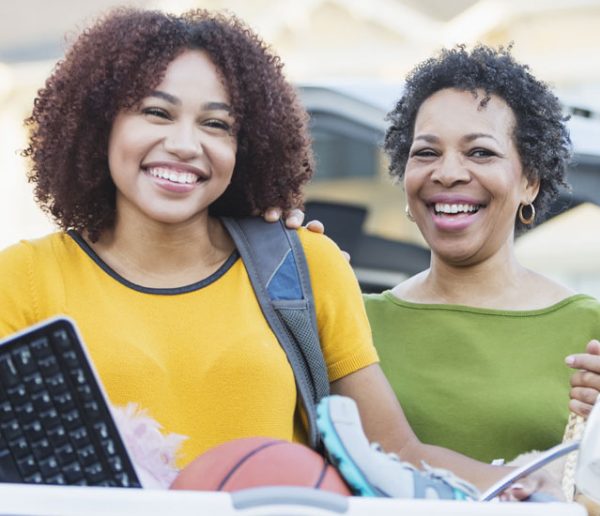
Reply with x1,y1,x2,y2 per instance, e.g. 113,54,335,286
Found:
23,8,313,241
384,44,571,232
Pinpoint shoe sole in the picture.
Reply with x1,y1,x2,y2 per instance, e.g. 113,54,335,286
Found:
316,396,381,497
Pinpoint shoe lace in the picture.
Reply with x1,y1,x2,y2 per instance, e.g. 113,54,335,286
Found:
368,443,479,500
420,461,480,500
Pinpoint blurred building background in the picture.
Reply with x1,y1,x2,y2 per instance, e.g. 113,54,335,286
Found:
1,0,600,293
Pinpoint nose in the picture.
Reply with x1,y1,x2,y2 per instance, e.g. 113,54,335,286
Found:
430,152,470,187
164,122,202,160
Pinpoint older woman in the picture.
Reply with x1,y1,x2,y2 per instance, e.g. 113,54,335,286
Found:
363,45,600,465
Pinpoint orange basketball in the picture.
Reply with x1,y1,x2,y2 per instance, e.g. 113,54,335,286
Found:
170,437,351,495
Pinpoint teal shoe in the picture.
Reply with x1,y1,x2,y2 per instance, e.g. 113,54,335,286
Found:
317,395,479,500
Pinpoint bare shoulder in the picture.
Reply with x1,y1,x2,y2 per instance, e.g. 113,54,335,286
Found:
524,269,577,305
389,271,430,302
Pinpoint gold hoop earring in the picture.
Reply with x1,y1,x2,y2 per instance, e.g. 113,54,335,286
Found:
518,203,536,225
405,204,415,222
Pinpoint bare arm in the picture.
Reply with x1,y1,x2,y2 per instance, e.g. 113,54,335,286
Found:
331,363,556,496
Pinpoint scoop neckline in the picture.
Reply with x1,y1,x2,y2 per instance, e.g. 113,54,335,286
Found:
67,230,239,295
378,290,594,317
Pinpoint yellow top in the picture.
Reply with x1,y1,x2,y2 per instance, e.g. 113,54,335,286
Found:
0,228,377,466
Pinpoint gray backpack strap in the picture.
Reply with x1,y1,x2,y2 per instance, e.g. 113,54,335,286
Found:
221,217,329,449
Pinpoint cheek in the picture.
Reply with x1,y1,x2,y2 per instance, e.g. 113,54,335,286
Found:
402,169,420,199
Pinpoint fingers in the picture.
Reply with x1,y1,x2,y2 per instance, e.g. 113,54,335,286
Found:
569,397,594,418
587,339,600,354
263,207,282,222
566,342,600,374
305,219,324,234
570,386,600,406
284,208,305,228
261,207,306,228
569,368,600,391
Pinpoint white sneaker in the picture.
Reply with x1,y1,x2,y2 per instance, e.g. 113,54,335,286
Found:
316,395,479,500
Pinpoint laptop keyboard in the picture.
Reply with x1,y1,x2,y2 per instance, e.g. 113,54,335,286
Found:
0,318,141,488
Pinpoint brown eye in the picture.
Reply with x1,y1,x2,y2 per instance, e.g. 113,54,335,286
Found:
142,107,171,120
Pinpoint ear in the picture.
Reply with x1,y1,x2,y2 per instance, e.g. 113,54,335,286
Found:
520,173,540,204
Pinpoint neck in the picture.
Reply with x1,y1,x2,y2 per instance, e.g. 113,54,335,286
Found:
88,210,234,288
424,253,526,306
417,241,529,307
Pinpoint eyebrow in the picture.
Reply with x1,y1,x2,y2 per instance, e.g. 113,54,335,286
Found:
148,91,232,113
413,133,500,144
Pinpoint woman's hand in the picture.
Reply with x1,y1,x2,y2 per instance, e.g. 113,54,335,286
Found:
498,470,564,502
262,207,325,234
566,339,600,417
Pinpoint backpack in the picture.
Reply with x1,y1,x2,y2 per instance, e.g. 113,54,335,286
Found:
221,217,329,449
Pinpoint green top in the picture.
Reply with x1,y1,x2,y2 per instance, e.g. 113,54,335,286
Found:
364,292,600,463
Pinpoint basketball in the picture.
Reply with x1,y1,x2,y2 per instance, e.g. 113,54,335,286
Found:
170,437,351,495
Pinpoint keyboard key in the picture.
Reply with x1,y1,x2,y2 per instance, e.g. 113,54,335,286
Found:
84,401,101,420
96,480,117,487
40,408,60,428
31,390,53,412
54,392,75,412
46,473,67,485
31,438,52,460
23,373,45,393
102,439,115,456
70,368,87,386
77,444,97,466
62,408,82,429
77,385,94,402
69,427,90,448
94,422,109,441
115,472,139,488
55,443,76,465
85,462,107,484
1,418,22,440
52,330,71,352
62,350,79,368
24,472,44,483
0,401,14,422
38,356,59,376
29,337,51,358
46,373,67,394
8,436,30,459
16,454,38,477
0,356,20,388
0,448,20,481
63,461,84,483
39,456,60,477
47,425,68,446
6,384,28,405
108,456,124,473
23,420,44,442
14,401,36,423
12,347,37,375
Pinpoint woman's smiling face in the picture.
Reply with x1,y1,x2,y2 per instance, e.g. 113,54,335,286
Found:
404,88,539,266
107,49,237,229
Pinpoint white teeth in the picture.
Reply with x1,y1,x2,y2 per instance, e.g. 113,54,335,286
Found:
434,203,480,214
148,167,198,185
